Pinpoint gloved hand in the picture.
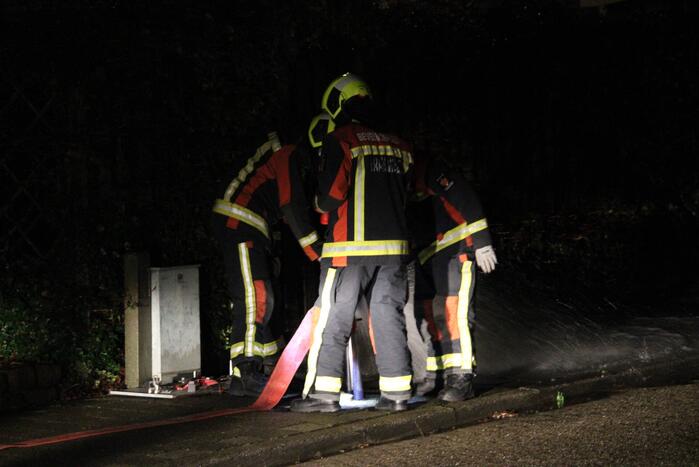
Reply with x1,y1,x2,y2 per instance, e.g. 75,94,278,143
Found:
475,245,497,273
313,195,327,214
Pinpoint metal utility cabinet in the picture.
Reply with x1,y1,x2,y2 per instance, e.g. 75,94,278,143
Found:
150,265,201,384
123,254,201,389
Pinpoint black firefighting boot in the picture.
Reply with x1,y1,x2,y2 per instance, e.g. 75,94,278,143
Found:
228,361,269,397
437,373,474,402
290,397,341,413
413,371,438,397
374,396,408,412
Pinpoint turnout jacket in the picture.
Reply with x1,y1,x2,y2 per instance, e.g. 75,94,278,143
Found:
213,139,322,261
410,156,492,265
316,122,413,267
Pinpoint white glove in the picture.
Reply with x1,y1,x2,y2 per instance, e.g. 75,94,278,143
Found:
475,245,497,273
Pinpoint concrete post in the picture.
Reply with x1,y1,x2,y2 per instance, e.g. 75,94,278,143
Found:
124,252,151,389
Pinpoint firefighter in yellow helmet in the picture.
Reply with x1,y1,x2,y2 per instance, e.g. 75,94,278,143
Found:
292,73,414,412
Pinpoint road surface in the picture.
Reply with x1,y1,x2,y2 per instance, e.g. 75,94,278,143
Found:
304,382,699,466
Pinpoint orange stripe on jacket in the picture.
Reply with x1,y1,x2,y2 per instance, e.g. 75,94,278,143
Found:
440,197,466,225
235,162,274,208
274,147,293,206
331,201,349,267
441,197,474,247
303,245,319,261
328,147,351,201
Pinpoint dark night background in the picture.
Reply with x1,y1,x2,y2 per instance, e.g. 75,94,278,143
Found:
1,0,698,392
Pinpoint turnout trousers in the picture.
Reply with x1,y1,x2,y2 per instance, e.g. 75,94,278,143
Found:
415,254,477,376
213,217,279,369
304,264,412,401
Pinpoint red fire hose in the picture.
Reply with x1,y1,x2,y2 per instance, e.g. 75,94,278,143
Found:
0,307,316,451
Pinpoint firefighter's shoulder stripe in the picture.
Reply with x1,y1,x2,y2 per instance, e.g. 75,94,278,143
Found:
213,139,281,237
223,140,275,202
212,199,270,238
418,218,488,264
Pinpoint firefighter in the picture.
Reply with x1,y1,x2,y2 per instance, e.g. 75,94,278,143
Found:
291,73,414,413
410,154,497,401
212,130,323,397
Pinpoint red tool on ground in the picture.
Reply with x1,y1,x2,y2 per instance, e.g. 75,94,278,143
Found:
0,308,316,451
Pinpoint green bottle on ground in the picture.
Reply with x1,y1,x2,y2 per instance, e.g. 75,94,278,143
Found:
555,391,565,409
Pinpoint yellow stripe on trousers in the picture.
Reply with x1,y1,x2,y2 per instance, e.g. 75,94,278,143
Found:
315,376,342,393
238,242,257,357
379,375,412,393
230,340,280,359
303,268,337,398
457,260,474,370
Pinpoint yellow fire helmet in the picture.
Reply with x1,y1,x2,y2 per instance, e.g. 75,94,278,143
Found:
321,72,372,119
307,111,336,149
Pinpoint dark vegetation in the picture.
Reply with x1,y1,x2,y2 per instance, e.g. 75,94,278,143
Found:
1,0,697,394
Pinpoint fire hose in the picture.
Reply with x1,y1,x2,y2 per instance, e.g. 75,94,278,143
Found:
0,307,317,451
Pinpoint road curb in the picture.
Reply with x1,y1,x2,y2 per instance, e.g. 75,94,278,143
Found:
217,352,699,466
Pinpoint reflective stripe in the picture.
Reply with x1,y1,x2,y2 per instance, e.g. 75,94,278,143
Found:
349,144,412,173
425,353,465,371
303,268,337,398
315,376,342,393
239,243,257,358
230,340,280,359
379,375,412,393
335,74,360,95
418,218,488,264
298,231,319,248
413,191,430,201
223,141,273,201
230,342,245,359
351,144,393,158
213,199,270,238
322,240,409,258
457,260,474,370
354,156,366,241
349,144,411,161
261,340,280,357
402,149,413,173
